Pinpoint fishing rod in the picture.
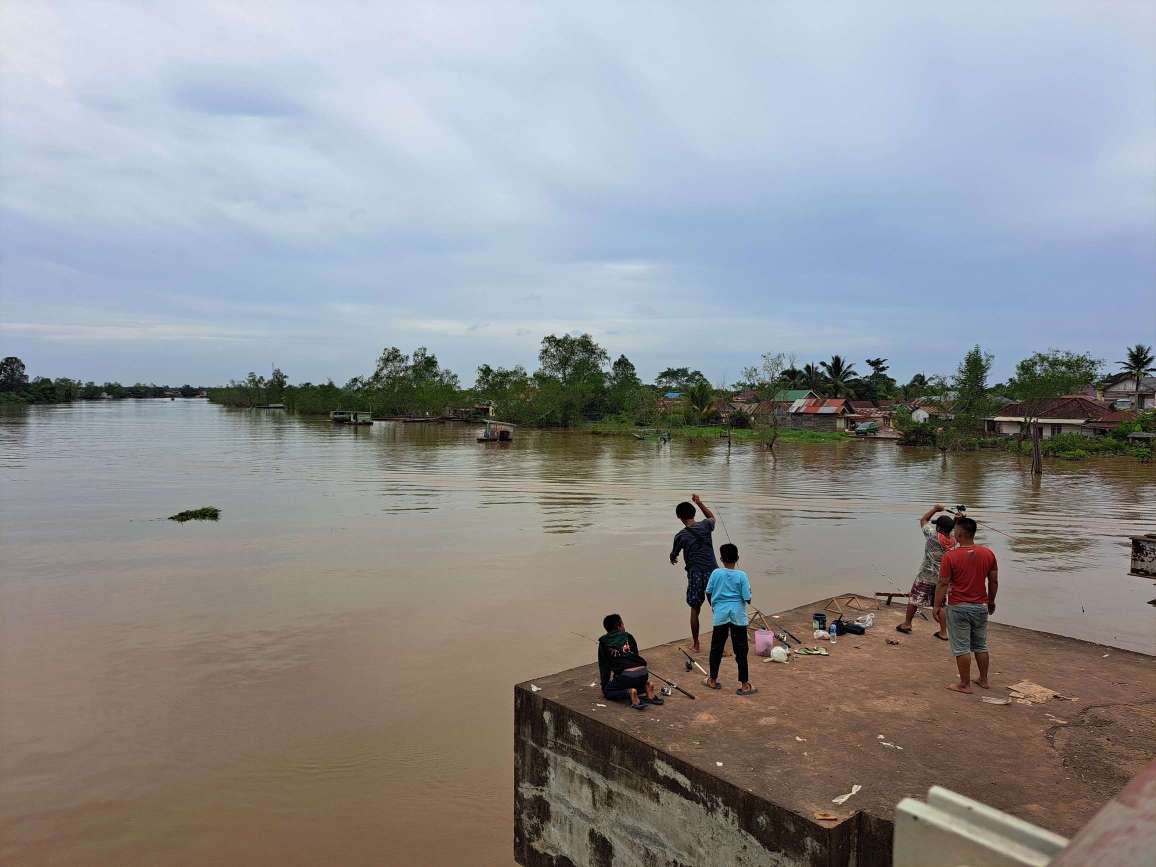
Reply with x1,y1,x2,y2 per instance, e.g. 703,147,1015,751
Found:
947,505,1013,539
569,631,696,700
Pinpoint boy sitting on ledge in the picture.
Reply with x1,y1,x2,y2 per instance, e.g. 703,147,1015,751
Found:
598,613,664,711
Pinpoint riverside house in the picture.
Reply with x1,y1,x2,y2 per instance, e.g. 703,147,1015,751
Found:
986,396,1133,439
785,396,855,431
1102,373,1156,410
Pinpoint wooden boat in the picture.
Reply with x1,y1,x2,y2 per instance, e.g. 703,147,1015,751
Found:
331,410,373,425
477,420,515,442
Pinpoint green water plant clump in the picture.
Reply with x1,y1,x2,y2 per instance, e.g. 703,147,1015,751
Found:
168,506,221,522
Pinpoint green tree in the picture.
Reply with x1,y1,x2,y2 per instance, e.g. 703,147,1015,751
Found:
802,363,825,395
950,345,995,437
655,367,709,392
535,333,609,426
902,373,929,400
1116,344,1155,405
820,355,860,397
607,354,644,417
862,357,897,401
1010,349,1103,474
685,380,718,425
0,356,28,392
268,368,288,402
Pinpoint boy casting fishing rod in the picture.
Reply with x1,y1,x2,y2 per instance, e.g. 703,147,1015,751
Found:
669,494,720,653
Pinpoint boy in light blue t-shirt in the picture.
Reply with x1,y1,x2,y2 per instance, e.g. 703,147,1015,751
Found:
704,543,755,696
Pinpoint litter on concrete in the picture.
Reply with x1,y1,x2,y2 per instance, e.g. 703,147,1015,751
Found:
981,697,1012,705
880,742,903,750
795,736,807,742
813,811,840,822
832,785,862,806
530,684,542,693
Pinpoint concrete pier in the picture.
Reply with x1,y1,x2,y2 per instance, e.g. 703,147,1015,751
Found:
514,596,1156,866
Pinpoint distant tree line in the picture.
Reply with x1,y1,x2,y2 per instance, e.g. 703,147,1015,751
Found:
205,337,1154,447
0,356,202,405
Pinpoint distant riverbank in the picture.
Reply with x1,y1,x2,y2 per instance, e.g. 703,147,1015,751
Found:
584,420,848,444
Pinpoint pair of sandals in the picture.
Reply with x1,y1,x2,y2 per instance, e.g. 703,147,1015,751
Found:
895,624,949,641
630,694,665,711
703,679,758,696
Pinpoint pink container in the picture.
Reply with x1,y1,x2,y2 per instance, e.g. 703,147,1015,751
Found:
754,629,776,656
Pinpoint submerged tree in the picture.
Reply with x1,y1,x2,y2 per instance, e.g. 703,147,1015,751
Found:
1010,349,1103,475
742,352,789,450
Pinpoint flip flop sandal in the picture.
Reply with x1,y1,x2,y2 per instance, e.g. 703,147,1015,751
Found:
895,625,912,634
630,701,647,710
703,679,721,689
934,633,949,641
645,695,665,705
736,688,759,696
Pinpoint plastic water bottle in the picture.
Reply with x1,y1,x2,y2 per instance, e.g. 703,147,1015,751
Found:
829,623,838,644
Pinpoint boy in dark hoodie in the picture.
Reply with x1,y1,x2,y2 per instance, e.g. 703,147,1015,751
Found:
597,613,664,711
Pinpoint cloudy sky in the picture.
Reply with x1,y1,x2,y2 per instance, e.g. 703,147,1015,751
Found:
2,2,1153,387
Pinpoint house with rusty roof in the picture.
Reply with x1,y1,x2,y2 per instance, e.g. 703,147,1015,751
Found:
751,389,818,425
786,397,855,431
986,396,1133,439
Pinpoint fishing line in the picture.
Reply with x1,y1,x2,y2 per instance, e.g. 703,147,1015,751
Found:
947,506,1013,540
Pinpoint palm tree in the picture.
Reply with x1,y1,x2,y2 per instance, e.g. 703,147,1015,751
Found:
685,380,717,425
820,355,860,398
780,367,805,389
1117,344,1155,406
802,363,824,395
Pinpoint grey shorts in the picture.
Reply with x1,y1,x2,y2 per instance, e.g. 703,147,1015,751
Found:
946,604,989,656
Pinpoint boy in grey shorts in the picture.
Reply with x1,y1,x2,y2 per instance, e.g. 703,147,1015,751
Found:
934,517,999,695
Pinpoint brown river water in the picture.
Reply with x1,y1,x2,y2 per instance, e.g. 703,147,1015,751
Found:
1,399,1153,865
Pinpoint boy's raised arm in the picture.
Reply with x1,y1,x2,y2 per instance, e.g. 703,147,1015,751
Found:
691,493,714,521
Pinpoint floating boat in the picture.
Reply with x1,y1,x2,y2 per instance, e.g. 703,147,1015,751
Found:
330,410,373,425
478,420,515,442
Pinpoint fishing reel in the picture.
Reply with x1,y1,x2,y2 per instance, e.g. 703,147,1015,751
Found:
661,685,675,697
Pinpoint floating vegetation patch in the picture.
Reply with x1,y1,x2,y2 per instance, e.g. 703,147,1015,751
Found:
168,506,221,522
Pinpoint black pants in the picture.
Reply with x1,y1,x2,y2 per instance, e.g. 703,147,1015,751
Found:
603,670,647,701
709,623,748,683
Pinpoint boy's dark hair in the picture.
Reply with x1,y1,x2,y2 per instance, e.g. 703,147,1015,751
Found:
955,517,978,538
934,515,956,535
675,501,696,521
720,543,738,562
603,613,623,633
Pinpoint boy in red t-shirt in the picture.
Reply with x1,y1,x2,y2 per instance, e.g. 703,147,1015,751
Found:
934,517,998,695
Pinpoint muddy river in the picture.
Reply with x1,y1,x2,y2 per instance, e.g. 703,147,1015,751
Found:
1,400,1152,865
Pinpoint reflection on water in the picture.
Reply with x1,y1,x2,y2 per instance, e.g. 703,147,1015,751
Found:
1,401,1153,866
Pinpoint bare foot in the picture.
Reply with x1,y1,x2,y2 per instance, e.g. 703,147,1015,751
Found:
691,644,701,654
945,682,972,694
975,680,991,689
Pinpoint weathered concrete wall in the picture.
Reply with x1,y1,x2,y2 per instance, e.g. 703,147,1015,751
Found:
514,686,888,867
